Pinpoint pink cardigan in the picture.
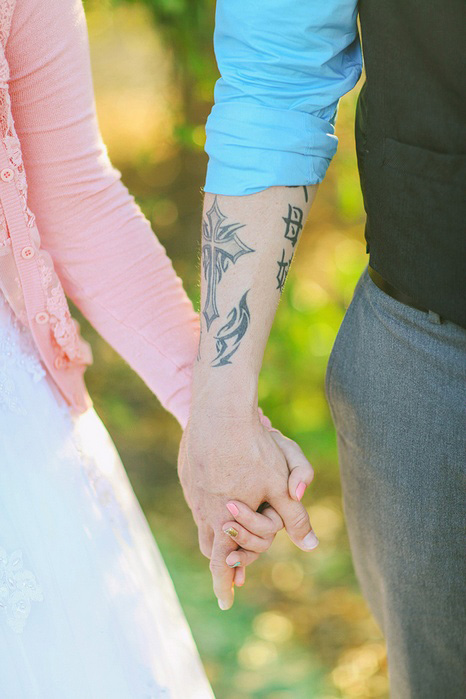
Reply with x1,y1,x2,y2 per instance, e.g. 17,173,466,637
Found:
0,0,199,427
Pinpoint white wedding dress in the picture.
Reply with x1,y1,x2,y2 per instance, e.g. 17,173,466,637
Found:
0,293,215,699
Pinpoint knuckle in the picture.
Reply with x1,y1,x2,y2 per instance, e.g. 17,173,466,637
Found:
258,523,275,539
290,508,310,531
257,538,269,553
234,511,251,528
260,537,274,552
260,505,283,533
264,517,280,535
243,536,267,553
268,480,288,500
209,558,226,574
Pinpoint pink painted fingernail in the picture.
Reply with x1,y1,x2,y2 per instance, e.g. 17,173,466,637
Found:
295,482,307,501
226,502,239,517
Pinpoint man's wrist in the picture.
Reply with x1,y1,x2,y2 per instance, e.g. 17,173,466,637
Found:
190,368,259,418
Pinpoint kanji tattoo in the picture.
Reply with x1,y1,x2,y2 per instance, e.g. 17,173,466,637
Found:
276,248,294,293
282,204,304,247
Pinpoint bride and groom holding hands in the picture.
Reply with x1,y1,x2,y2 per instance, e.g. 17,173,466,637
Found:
1,0,464,697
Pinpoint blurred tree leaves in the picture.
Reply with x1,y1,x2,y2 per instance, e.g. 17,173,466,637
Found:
114,0,217,119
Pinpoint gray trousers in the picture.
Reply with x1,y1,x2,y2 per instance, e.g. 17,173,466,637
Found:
325,265,466,698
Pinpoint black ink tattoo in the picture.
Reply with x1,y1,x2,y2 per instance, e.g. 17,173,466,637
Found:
276,248,294,293
286,185,309,202
202,197,254,331
212,291,250,367
282,204,303,247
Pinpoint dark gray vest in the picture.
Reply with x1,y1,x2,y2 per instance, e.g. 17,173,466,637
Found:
355,0,466,327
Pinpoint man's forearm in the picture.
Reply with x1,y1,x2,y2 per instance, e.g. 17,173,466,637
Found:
192,185,318,416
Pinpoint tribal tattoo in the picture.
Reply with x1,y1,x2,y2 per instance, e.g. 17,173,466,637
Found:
212,291,250,367
276,249,294,293
202,197,254,331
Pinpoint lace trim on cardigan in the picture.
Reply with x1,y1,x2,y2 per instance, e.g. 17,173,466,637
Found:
0,0,15,54
36,250,92,364
0,89,35,232
0,75,92,366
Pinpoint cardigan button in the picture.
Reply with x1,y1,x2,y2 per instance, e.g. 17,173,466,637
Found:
21,245,35,260
54,355,65,370
0,168,14,182
35,311,50,325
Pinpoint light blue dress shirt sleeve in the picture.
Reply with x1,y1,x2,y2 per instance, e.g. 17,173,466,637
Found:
204,0,362,195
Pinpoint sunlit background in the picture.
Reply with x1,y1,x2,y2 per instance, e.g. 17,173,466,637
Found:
80,2,388,697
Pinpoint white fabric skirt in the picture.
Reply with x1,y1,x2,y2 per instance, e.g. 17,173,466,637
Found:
0,294,214,699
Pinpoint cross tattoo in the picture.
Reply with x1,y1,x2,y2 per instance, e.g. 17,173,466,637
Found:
202,197,254,330
283,204,304,247
276,248,294,293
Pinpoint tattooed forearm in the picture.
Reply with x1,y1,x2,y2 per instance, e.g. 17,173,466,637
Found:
276,249,294,293
212,291,250,367
202,196,254,331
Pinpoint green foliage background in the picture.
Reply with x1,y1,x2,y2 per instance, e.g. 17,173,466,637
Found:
79,2,388,697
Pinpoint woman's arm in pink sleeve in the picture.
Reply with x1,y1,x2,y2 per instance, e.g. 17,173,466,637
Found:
7,0,199,427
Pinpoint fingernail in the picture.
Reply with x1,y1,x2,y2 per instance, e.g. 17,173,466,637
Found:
228,561,241,568
295,481,307,501
223,527,239,538
218,598,230,610
226,553,240,566
226,502,239,517
302,530,319,550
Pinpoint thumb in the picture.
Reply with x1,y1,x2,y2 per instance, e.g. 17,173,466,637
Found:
267,492,319,552
270,431,314,502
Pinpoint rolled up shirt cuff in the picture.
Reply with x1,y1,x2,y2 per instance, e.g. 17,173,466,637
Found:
204,102,338,196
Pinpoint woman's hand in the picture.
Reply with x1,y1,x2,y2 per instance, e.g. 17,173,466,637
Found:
223,430,319,588
178,414,318,610
222,501,284,588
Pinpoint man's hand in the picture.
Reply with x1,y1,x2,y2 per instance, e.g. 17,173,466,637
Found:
182,185,320,609
178,411,318,610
